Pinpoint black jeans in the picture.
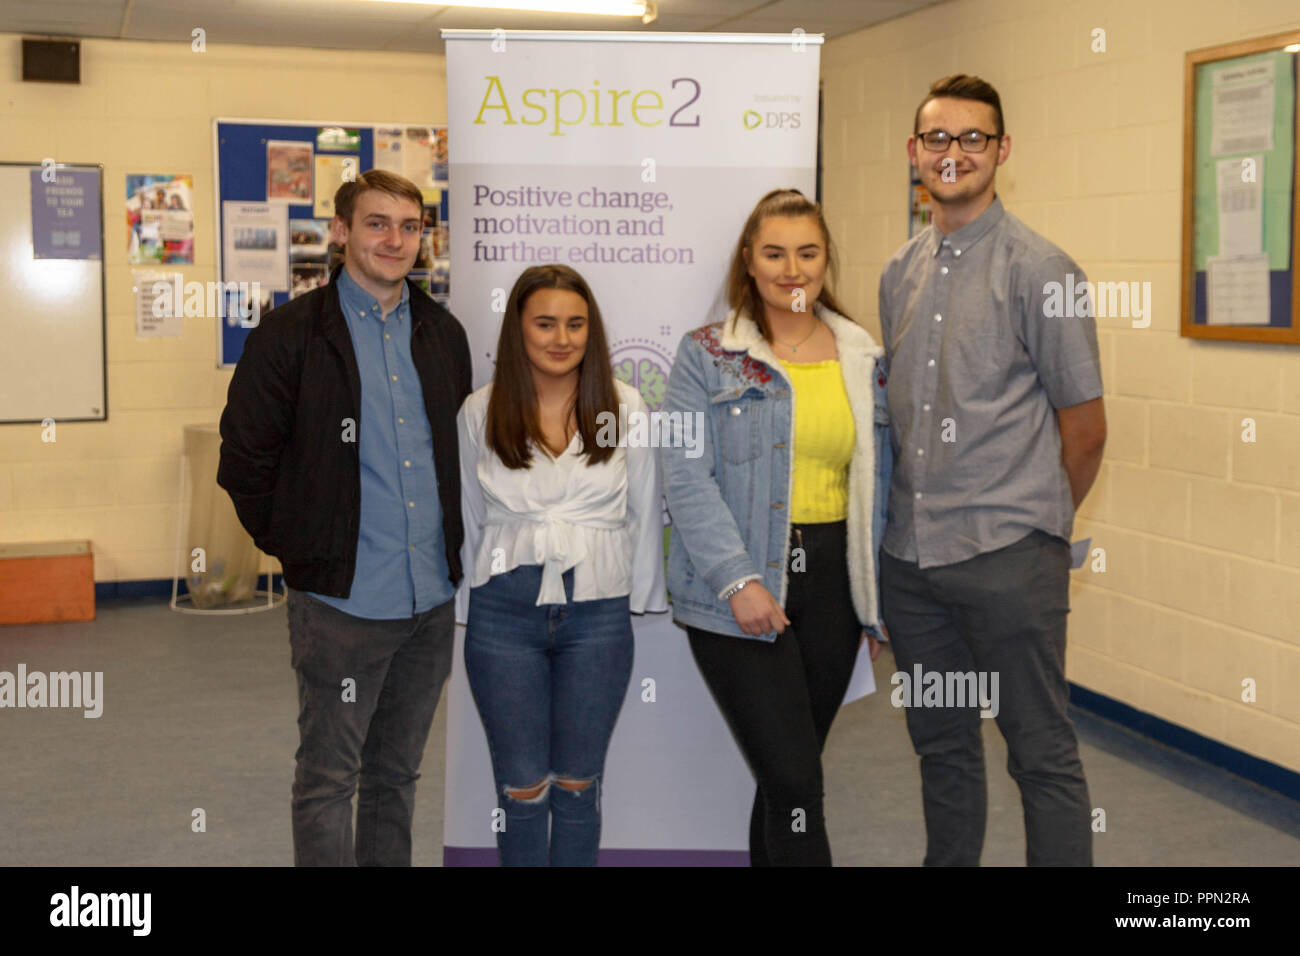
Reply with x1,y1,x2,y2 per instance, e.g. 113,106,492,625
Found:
880,530,1093,866
687,520,861,867
286,588,455,866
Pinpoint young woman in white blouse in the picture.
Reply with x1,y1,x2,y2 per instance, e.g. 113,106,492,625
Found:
457,263,667,867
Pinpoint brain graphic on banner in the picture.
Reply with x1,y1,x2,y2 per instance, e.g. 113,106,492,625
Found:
611,339,674,411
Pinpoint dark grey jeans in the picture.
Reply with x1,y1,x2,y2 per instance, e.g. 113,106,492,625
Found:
880,531,1092,866
285,587,454,866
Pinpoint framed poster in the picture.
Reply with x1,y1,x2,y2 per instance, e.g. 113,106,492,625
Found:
1181,30,1300,344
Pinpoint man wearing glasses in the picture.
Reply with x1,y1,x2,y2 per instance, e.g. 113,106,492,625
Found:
877,74,1106,866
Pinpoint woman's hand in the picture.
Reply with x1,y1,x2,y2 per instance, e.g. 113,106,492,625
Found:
862,621,890,661
728,583,790,637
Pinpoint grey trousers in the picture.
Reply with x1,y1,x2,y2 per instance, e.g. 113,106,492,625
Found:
286,588,455,867
880,531,1093,866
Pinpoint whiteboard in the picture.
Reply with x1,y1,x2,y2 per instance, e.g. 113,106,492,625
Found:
0,162,107,424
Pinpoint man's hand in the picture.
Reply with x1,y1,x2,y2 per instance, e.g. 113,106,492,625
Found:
729,583,790,637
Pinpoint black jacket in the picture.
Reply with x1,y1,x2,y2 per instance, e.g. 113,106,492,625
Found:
217,264,472,597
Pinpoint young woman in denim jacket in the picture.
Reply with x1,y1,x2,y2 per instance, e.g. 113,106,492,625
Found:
660,189,892,866
457,264,667,866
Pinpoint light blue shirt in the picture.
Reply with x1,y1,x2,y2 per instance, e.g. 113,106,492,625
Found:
308,266,455,619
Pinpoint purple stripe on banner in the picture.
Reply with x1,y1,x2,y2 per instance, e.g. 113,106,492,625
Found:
443,846,750,867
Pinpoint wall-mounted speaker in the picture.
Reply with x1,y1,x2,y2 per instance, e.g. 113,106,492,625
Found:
22,39,80,84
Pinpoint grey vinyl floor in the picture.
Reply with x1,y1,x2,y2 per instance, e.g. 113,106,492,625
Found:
2,598,1298,866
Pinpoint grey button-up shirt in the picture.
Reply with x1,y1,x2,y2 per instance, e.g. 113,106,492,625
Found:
878,195,1103,569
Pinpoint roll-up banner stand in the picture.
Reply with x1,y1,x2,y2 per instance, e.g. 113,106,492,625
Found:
443,29,822,865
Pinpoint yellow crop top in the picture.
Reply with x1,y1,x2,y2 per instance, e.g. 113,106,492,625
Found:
779,359,854,523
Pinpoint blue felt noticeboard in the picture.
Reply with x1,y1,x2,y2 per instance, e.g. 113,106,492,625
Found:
214,120,450,366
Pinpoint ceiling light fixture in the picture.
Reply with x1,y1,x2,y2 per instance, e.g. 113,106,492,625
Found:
368,0,658,24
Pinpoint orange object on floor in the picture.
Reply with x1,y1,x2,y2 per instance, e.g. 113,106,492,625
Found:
0,541,95,625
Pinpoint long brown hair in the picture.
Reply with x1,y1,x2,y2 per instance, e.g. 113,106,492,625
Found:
485,264,621,469
725,188,851,341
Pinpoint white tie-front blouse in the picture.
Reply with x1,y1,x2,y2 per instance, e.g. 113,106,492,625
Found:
455,379,668,616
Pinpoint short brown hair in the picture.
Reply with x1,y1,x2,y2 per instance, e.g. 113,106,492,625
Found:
913,74,1004,137
332,169,424,229
725,188,852,342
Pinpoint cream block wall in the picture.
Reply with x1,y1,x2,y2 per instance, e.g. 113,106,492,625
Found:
823,0,1300,772
1,6,1297,773
0,34,446,585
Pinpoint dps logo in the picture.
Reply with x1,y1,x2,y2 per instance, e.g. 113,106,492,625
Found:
744,109,802,130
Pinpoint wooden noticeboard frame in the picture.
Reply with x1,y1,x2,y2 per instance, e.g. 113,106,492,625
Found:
1181,30,1300,345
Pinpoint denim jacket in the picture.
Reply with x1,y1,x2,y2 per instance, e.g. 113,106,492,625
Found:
660,304,892,642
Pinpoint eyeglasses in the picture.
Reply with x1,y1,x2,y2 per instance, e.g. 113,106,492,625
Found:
916,129,1001,153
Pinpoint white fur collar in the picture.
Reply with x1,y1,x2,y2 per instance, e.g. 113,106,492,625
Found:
718,303,884,370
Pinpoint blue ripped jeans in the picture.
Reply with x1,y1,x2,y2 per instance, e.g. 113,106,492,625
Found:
464,564,634,866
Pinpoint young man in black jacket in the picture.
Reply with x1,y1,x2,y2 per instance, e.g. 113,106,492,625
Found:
218,170,471,866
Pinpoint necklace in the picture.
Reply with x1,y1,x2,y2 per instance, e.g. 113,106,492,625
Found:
774,318,819,354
